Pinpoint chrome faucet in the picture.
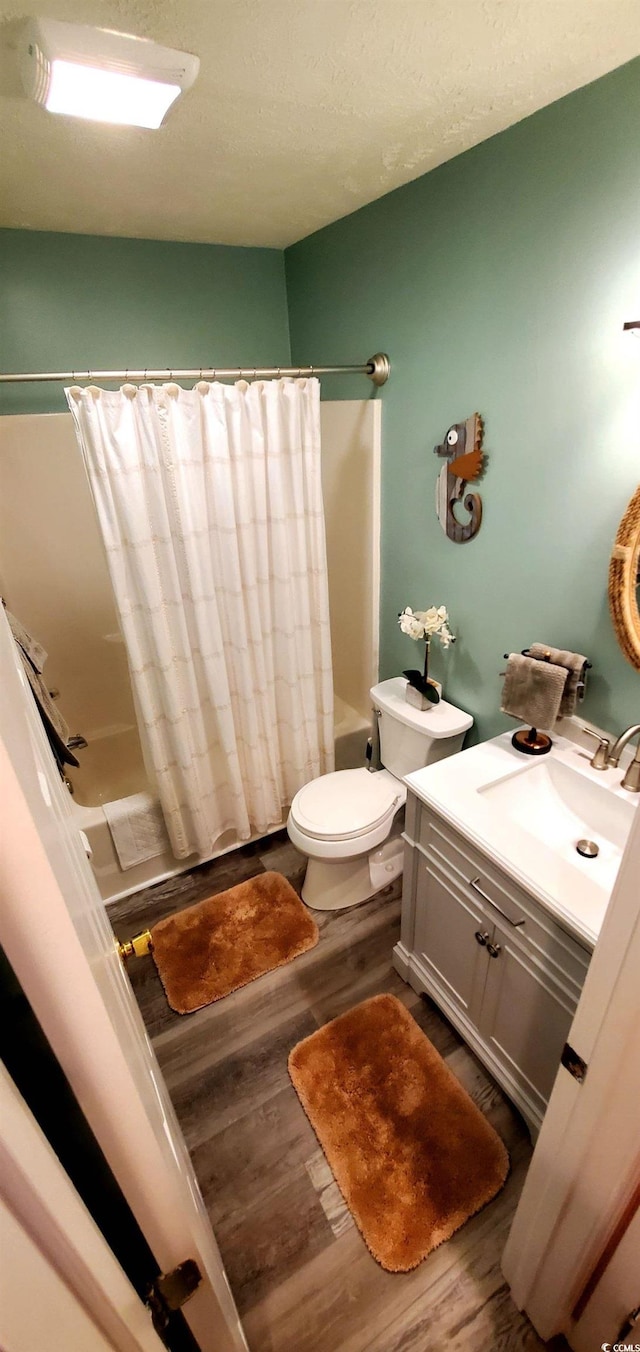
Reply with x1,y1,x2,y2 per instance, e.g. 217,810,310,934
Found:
608,724,640,792
67,733,88,751
581,726,611,770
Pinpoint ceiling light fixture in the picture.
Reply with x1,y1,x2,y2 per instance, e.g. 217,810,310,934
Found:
21,18,199,129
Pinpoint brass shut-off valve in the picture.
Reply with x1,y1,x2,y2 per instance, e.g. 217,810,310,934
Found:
116,929,152,961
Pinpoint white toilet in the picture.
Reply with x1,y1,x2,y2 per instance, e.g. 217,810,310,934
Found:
287,676,473,910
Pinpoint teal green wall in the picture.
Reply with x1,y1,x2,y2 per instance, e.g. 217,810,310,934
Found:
0,230,290,416
286,60,640,742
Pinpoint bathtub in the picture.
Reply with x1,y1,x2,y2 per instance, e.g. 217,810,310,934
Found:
72,695,372,905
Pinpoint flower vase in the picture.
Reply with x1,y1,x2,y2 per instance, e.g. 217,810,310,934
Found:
405,680,442,710
403,638,442,709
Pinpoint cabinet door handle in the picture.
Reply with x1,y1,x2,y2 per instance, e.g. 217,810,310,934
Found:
474,930,490,946
487,941,502,958
469,877,525,928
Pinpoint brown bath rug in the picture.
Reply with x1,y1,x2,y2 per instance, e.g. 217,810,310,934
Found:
288,993,509,1272
151,872,319,1014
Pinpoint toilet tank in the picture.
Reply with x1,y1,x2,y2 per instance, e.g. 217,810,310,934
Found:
370,677,473,780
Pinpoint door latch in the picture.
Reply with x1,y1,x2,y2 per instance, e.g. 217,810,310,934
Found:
146,1258,202,1334
561,1042,588,1083
116,930,152,961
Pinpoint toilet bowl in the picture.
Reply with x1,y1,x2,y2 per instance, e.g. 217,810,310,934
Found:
287,677,473,910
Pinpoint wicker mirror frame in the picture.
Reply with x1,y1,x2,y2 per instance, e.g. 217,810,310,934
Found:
608,485,640,672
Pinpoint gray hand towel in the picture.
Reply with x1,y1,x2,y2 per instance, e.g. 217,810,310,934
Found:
528,643,588,717
501,653,568,730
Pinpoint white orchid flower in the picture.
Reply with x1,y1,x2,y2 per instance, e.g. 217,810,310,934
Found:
399,604,455,647
398,606,425,639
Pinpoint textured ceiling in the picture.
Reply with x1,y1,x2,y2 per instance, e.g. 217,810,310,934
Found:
1,0,639,248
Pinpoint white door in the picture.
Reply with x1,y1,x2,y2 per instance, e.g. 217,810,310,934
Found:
0,1063,166,1352
570,1204,640,1352
502,806,640,1342
1,1198,117,1352
0,608,247,1352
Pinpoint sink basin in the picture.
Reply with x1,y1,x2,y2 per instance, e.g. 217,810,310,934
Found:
479,758,635,894
406,730,639,945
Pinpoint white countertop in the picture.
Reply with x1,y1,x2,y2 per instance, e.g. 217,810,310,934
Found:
405,730,638,950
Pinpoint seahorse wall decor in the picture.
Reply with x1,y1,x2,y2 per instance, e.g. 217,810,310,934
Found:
434,412,485,542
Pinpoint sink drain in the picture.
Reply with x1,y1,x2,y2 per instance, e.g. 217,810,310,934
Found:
576,839,599,859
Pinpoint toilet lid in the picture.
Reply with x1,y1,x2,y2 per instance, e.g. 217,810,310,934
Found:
290,768,401,842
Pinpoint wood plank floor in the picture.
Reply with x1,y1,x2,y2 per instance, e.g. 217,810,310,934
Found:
110,832,562,1352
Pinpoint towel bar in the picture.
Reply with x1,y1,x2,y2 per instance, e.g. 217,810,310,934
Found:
501,651,592,667
500,649,591,699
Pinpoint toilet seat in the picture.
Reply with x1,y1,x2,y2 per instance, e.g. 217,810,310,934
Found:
290,767,402,843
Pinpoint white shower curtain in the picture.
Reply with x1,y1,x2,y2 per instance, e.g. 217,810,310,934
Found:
67,378,334,859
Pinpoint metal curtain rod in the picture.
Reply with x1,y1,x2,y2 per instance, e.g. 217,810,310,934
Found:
0,352,390,387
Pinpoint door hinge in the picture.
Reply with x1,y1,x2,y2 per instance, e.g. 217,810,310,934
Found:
146,1258,202,1334
116,929,152,961
561,1042,588,1083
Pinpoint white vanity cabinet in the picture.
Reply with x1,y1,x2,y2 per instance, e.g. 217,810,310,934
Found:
393,792,592,1135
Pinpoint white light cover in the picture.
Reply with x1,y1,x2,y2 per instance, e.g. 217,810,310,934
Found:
46,60,180,128
20,19,199,129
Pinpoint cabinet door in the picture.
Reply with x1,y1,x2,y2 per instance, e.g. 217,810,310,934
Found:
413,855,489,1027
478,926,577,1116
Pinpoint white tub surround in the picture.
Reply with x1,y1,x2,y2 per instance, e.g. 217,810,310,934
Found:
333,694,370,770
402,728,638,949
69,725,146,806
320,400,380,722
0,413,140,748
